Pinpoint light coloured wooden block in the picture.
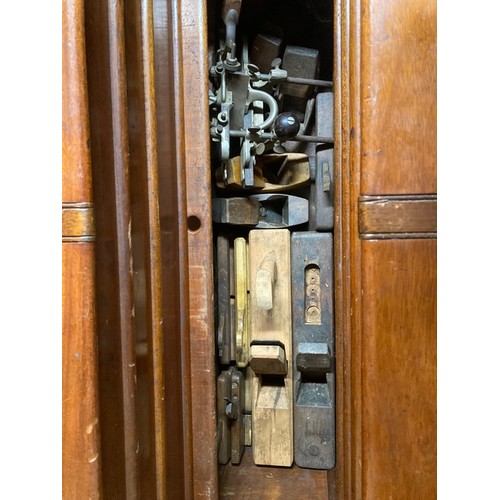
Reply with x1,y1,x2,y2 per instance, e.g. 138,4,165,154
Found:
248,229,293,467
249,344,287,375
255,255,277,310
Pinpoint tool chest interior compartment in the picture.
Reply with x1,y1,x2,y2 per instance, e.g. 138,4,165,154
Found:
207,0,336,494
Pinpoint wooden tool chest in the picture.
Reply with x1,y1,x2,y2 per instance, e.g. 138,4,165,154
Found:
62,0,436,497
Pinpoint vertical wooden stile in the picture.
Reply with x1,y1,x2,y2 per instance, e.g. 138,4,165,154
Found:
62,0,102,497
335,0,437,498
84,0,138,496
179,0,219,496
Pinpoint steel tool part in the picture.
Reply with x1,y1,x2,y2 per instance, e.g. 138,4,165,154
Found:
217,366,246,465
217,370,232,464
221,0,242,67
229,367,245,464
210,16,333,187
251,194,308,228
213,194,309,228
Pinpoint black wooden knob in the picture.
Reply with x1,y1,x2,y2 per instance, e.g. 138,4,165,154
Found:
274,112,300,140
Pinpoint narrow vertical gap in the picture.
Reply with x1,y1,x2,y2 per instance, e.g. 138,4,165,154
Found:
330,0,344,496
347,0,363,497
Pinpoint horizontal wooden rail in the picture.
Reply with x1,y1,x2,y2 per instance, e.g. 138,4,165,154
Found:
62,203,95,242
359,195,437,239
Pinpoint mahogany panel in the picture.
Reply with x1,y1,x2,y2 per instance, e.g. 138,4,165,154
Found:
359,0,436,194
361,239,436,499
339,1,438,497
62,0,93,203
62,0,102,497
62,244,102,498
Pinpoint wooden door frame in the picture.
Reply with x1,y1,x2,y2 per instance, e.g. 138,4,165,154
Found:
333,0,437,498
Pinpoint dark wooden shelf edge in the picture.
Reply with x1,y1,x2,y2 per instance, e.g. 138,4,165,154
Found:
219,448,329,499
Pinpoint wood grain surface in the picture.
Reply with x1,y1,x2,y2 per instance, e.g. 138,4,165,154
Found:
329,0,346,496
62,0,102,497
359,195,437,237
62,203,95,241
361,239,436,498
85,0,139,496
333,0,365,496
336,1,437,498
153,0,193,496
65,0,437,498
180,0,219,495
123,0,169,496
219,448,328,499
249,229,293,467
360,0,436,194
62,244,102,499
84,0,208,496
62,0,93,203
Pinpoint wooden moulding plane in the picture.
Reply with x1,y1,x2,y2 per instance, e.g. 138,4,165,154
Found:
248,229,293,467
